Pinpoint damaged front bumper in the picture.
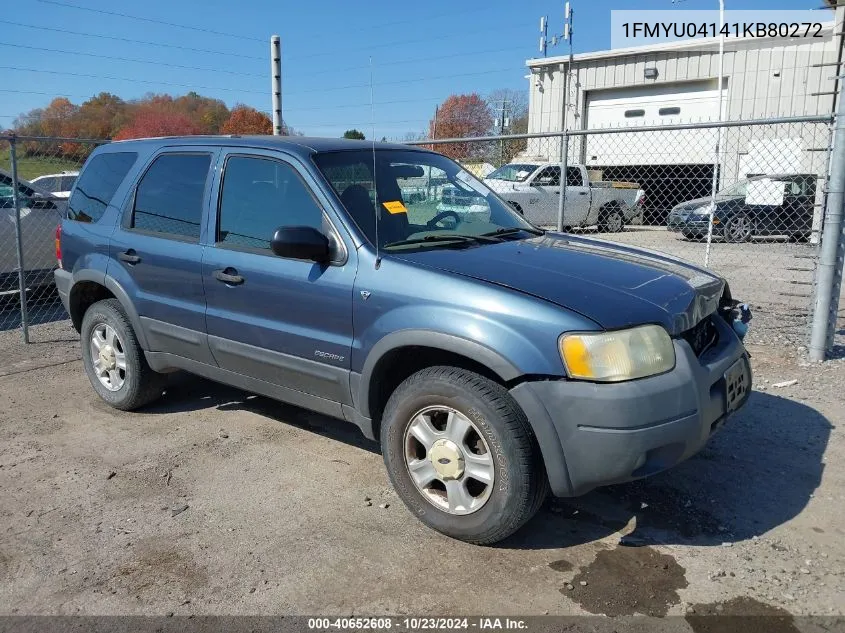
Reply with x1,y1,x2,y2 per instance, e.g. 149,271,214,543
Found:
512,312,752,497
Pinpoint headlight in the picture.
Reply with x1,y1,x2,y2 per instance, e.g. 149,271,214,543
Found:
689,203,715,216
559,325,676,382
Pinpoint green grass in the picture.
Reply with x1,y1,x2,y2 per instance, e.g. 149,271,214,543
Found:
0,149,84,182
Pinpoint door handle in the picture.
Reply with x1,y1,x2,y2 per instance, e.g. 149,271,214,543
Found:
214,268,245,285
578,191,588,195
119,250,141,264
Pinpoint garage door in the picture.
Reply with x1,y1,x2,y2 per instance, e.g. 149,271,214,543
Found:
585,80,725,166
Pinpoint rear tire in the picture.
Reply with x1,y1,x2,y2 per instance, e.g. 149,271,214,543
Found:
380,366,547,545
80,299,165,411
598,206,624,233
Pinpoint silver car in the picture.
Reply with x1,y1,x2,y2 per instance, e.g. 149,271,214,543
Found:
1,169,64,292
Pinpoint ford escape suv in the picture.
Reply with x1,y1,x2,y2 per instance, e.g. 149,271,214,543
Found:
55,136,752,545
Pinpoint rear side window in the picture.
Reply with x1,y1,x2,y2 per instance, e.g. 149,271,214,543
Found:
132,153,211,240
67,152,137,223
566,167,583,187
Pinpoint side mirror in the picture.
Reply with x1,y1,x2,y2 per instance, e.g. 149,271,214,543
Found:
271,226,330,262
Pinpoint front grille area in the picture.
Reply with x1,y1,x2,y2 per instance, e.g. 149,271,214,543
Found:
683,317,719,357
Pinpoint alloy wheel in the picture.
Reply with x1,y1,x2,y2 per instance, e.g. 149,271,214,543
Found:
90,323,127,391
403,405,495,515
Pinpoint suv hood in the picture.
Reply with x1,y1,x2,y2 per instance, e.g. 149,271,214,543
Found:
393,233,725,335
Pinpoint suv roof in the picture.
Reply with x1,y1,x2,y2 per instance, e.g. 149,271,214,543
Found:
108,135,429,159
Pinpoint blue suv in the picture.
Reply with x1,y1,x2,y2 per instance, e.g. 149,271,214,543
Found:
55,136,751,544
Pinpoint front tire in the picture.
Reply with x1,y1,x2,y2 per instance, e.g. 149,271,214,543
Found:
380,366,547,545
81,298,165,411
724,214,753,243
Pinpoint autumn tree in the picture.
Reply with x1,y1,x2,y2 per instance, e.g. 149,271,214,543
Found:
175,92,230,134
41,98,79,138
77,93,128,139
342,129,365,140
113,110,202,140
428,94,492,160
486,88,529,164
221,105,273,135
9,93,301,159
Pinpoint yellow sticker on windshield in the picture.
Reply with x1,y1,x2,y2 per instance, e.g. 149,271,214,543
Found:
383,200,407,214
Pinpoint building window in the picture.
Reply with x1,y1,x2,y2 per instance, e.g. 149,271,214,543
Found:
624,109,645,118
659,107,681,116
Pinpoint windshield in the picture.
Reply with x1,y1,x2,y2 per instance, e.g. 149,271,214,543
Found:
718,180,750,197
314,149,538,249
485,164,537,182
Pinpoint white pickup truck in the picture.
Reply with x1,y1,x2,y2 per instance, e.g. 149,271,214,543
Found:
456,162,642,232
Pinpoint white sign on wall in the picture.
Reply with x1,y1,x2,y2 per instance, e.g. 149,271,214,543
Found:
745,178,785,206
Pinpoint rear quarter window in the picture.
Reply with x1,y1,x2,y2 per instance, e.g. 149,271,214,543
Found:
67,152,138,223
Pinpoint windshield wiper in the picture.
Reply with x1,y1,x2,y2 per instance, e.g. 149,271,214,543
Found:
480,226,545,238
383,234,498,249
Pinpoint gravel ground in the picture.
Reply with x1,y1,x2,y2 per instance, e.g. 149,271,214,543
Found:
0,319,843,621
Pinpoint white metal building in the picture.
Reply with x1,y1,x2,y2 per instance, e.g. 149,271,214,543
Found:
524,12,843,219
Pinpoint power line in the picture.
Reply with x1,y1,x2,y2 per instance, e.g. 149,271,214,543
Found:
0,65,266,94
0,19,263,60
288,24,519,60
0,88,92,99
309,45,530,77
284,97,443,113
287,67,523,96
0,42,264,78
35,0,265,43
322,6,479,35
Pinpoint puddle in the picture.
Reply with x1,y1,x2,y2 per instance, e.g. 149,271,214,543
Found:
686,597,799,633
563,545,687,616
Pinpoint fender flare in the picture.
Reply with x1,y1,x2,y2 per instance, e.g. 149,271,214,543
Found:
69,271,149,350
357,329,522,419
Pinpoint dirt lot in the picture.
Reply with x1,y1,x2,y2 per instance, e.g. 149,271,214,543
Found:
0,317,843,621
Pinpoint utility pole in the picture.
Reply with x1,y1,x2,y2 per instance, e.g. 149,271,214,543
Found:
270,35,282,135
427,105,439,198
556,1,574,232
493,100,511,166
703,0,725,266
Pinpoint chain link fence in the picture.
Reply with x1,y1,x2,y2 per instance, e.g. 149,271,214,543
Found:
410,115,839,346
0,120,841,351
0,134,106,337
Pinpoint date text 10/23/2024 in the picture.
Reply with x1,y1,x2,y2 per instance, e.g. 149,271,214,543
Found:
307,617,529,630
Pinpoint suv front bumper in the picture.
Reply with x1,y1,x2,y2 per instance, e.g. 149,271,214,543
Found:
510,315,751,497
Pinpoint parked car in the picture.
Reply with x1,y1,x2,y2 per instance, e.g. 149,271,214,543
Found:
478,162,641,231
30,171,79,199
667,174,817,242
56,137,751,544
0,168,64,292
